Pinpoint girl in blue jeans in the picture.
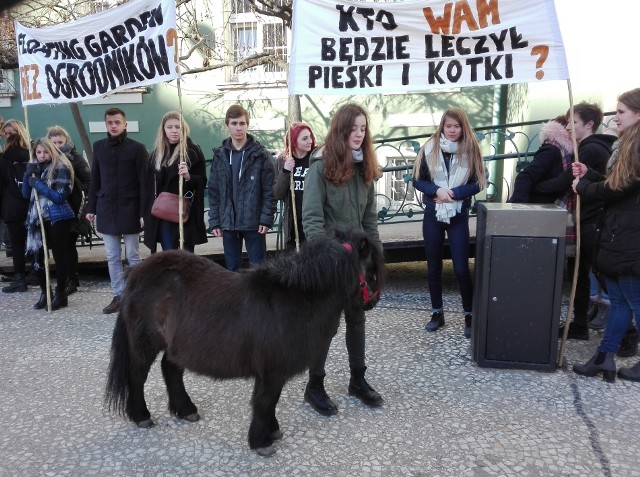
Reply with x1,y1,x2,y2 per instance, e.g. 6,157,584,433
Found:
572,87,640,382
413,108,485,337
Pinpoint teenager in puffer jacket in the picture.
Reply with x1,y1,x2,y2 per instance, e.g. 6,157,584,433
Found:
509,115,574,204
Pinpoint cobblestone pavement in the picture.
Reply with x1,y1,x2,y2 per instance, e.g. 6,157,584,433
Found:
0,261,639,477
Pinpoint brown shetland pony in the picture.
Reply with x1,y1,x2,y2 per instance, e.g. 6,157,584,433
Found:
104,230,384,456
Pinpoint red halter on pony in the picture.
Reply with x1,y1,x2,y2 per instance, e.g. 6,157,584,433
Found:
342,242,380,308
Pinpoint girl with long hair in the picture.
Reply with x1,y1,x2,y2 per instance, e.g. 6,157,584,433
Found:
302,102,383,416
572,87,640,382
0,119,31,293
47,125,91,296
22,137,75,310
413,108,486,337
273,121,316,249
144,111,207,253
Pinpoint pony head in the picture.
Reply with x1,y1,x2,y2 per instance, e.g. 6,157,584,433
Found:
336,228,385,310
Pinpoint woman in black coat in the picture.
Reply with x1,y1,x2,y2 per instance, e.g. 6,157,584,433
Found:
572,87,640,382
144,112,207,253
0,119,31,293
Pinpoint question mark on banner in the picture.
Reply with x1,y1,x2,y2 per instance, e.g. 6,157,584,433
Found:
530,45,549,80
166,28,179,74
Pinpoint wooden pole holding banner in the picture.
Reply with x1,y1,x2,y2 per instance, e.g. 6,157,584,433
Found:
176,76,186,250
284,122,301,252
558,79,582,367
23,106,52,312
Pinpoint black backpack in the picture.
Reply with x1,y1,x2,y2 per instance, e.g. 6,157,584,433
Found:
68,173,93,246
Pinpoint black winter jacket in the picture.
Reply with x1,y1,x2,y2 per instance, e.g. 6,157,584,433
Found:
86,132,148,235
510,143,565,203
207,134,275,231
576,170,640,277
532,134,615,224
0,146,30,223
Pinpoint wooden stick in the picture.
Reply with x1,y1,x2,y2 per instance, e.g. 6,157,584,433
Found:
284,123,300,252
33,187,52,312
177,77,186,250
558,79,581,367
23,105,52,312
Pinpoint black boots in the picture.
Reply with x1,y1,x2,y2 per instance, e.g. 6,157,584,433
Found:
2,273,27,293
51,287,68,311
33,287,68,310
617,327,638,358
64,276,79,296
304,373,338,416
558,322,590,340
573,350,616,383
349,367,383,407
464,314,472,339
618,361,640,382
34,290,49,310
425,311,445,332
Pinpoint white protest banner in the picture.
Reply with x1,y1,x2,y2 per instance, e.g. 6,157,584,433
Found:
16,0,179,105
289,0,568,95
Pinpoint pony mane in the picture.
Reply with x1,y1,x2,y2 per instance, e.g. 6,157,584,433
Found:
254,236,358,294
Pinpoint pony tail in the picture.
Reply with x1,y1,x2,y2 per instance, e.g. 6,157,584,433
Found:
104,313,131,416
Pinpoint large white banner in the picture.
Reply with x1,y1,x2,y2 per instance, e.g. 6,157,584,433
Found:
16,0,179,106
289,0,568,95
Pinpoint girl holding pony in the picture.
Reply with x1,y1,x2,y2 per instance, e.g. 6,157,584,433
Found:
412,108,485,338
143,112,207,253
302,102,384,415
273,122,316,250
22,137,75,310
572,87,640,382
0,120,31,294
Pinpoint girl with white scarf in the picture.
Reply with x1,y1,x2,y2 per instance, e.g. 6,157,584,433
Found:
413,108,486,337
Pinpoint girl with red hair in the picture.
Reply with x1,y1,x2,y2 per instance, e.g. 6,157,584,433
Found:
273,121,316,249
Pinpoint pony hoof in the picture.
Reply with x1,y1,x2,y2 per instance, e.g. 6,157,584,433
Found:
181,412,201,423
270,429,283,441
135,419,154,429
255,446,276,457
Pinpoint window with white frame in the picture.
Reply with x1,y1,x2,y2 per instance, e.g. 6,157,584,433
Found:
387,157,417,207
0,69,16,95
228,0,288,82
262,22,286,73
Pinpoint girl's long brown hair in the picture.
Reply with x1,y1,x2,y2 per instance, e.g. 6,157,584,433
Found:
607,88,640,191
413,108,486,190
321,103,381,186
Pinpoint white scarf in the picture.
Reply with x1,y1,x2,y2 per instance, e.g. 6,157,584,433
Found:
425,134,470,223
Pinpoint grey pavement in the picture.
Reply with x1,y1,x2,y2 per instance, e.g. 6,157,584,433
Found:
0,260,639,476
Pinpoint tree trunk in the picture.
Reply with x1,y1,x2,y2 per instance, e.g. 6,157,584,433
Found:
288,94,301,122
69,102,93,164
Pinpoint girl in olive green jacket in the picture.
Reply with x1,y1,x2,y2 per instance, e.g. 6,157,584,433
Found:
301,103,383,416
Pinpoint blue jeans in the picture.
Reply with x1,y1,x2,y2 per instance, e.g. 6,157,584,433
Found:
158,220,194,253
599,275,640,352
103,233,141,296
222,230,266,272
422,204,473,312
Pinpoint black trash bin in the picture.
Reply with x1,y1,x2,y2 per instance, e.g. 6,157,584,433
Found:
471,203,567,371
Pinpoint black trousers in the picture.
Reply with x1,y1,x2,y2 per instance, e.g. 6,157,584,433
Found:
6,221,27,275
35,220,72,292
574,223,598,327
309,304,367,376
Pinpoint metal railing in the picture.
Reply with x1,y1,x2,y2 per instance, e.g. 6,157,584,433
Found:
76,113,616,250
